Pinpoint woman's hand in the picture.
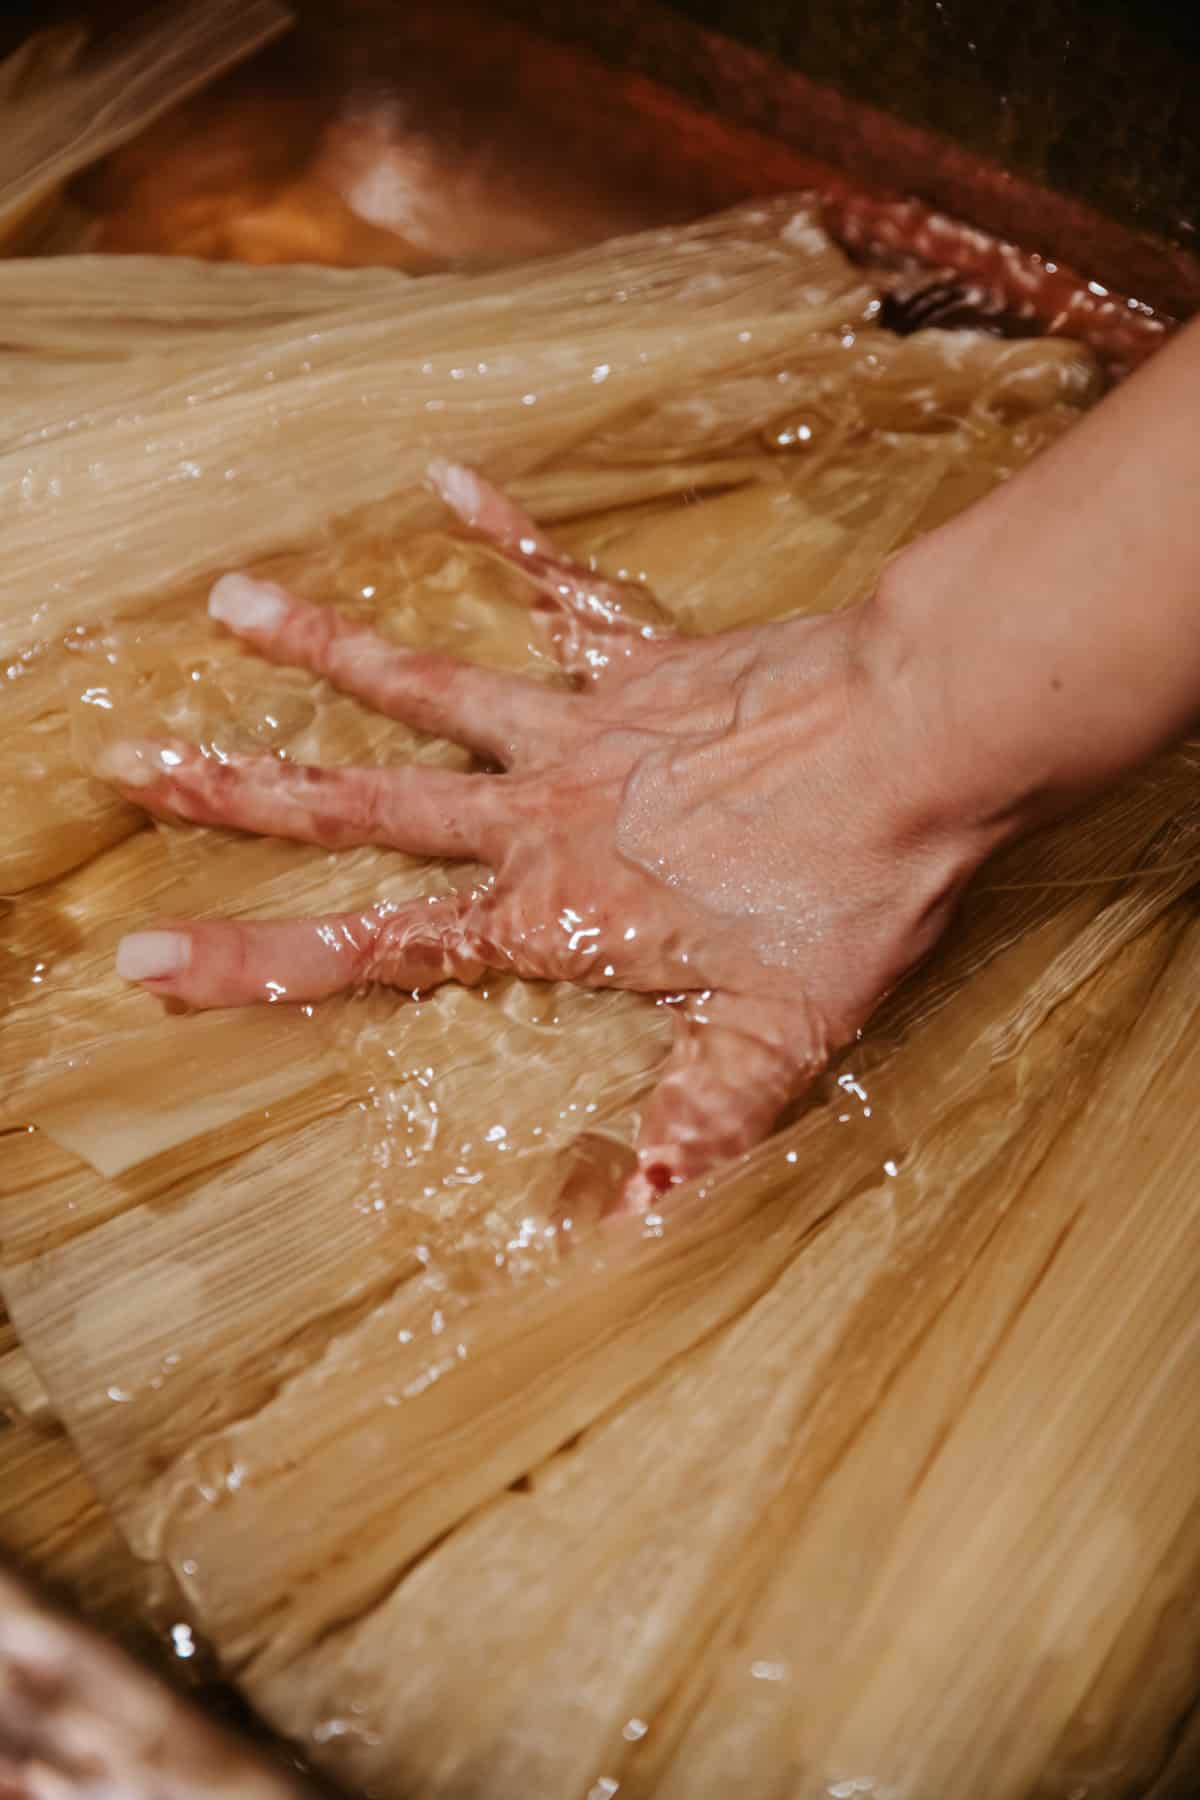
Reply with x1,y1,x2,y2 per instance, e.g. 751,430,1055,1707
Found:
105,463,993,1211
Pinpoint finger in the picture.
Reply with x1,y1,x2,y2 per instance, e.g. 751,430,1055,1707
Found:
617,991,821,1213
115,892,499,1009
428,460,675,681
0,1760,28,1800
428,457,559,559
96,739,506,862
207,572,578,766
0,1609,73,1766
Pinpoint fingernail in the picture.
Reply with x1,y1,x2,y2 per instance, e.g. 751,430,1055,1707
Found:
95,739,167,788
116,930,191,982
0,1613,66,1675
208,572,286,633
428,459,479,522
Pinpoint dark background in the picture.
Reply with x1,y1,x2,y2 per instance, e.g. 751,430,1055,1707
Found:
667,0,1198,249
4,0,1197,252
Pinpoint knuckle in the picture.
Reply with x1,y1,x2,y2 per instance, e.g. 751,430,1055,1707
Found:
306,603,350,677
352,773,386,840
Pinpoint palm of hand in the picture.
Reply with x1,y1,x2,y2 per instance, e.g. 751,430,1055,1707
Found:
107,464,967,1209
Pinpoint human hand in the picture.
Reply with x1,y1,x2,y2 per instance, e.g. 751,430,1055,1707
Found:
106,464,988,1211
0,1571,309,1799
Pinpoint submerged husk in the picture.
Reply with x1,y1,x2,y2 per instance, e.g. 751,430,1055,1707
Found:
1,203,1098,894
3,203,1195,1798
237,910,1200,1800
1,197,883,892
6,741,1200,1800
0,201,881,664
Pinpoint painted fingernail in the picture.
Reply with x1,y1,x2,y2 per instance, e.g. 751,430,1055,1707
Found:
428,459,479,521
95,740,168,788
208,572,287,633
116,930,191,982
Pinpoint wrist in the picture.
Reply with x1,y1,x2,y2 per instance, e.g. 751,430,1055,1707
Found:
853,543,1065,860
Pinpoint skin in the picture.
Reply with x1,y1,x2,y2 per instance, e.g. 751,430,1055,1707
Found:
0,1572,310,1799
108,317,1200,1212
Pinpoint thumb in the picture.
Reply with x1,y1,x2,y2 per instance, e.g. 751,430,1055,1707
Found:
618,990,824,1213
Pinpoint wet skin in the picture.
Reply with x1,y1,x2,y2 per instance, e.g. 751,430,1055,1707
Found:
107,463,984,1211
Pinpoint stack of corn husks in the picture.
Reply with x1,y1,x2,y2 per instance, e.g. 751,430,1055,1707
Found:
3,14,1200,1797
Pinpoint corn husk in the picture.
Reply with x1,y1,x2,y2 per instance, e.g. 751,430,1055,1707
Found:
0,1381,148,1636
0,0,292,254
237,914,1200,1799
0,211,1097,895
6,745,1200,1800
0,298,877,660
4,207,1196,1797
0,25,90,255
0,1341,52,1427
0,198,881,892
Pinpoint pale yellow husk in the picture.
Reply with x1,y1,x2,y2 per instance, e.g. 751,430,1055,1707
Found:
3,199,1196,1800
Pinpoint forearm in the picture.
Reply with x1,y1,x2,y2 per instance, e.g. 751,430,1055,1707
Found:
867,314,1200,846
